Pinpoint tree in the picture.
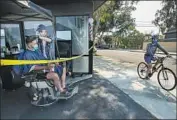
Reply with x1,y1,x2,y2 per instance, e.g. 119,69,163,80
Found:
112,28,145,49
152,0,177,34
93,1,138,44
103,36,113,45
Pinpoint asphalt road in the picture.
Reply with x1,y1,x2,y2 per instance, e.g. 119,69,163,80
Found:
97,49,176,74
1,75,156,119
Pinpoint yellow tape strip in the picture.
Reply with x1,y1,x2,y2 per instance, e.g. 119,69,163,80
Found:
0,46,93,66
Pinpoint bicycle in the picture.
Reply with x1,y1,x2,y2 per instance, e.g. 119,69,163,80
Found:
137,55,177,91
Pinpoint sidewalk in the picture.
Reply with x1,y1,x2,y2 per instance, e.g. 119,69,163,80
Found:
130,50,176,55
94,56,176,119
1,74,156,119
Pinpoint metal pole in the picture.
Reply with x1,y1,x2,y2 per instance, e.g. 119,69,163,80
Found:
52,17,60,59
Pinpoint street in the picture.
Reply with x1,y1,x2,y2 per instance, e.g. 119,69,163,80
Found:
97,49,176,74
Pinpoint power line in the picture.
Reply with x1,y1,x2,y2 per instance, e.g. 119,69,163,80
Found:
136,26,157,27
136,24,155,26
136,21,153,23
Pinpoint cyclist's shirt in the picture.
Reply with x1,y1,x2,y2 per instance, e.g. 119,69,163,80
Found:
145,39,168,57
144,39,169,64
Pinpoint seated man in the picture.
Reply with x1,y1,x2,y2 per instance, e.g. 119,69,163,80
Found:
23,35,70,97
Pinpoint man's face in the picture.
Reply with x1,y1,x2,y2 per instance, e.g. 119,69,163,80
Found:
40,30,48,37
28,39,37,49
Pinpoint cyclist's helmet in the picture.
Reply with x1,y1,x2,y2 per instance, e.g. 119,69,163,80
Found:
151,32,158,44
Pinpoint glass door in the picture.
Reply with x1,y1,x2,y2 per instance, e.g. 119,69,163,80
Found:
56,16,89,73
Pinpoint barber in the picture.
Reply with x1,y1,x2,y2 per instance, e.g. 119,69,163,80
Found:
36,24,52,59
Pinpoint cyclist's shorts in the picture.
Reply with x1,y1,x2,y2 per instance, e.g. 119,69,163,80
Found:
144,54,156,64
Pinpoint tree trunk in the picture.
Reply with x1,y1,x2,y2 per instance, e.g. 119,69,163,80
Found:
98,32,104,45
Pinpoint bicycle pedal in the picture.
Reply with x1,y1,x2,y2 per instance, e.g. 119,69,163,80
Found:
148,73,152,77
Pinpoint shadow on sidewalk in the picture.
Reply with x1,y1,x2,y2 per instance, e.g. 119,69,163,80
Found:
1,76,156,119
94,57,176,104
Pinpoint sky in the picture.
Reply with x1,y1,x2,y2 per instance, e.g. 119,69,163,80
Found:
18,1,163,36
131,1,162,34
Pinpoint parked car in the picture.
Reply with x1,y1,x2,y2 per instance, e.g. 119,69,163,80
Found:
97,45,109,49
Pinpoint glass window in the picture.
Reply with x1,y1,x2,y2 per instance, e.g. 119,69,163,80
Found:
72,56,89,73
1,24,22,50
23,21,55,59
1,29,6,57
23,21,54,37
56,16,89,55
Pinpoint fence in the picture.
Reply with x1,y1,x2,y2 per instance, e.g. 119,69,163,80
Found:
143,41,177,52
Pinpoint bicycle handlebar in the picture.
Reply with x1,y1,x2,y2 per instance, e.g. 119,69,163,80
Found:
154,55,171,62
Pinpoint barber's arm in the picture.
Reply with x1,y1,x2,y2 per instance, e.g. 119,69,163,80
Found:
157,43,169,55
39,36,52,42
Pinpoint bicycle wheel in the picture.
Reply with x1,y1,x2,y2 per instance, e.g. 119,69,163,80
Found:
137,62,148,79
158,68,177,91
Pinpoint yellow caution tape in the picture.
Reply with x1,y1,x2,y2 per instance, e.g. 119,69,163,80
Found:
0,45,93,66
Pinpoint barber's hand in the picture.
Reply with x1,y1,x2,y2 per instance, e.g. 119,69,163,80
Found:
55,62,59,66
48,63,55,69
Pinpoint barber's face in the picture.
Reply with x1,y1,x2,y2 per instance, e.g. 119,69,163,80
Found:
40,30,48,37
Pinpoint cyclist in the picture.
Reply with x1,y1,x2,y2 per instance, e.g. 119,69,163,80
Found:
144,34,171,79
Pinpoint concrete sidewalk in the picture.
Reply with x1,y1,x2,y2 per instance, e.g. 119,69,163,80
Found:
1,76,156,119
130,50,176,55
94,56,176,119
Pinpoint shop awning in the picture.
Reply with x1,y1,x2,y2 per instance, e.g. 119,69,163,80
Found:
0,0,53,22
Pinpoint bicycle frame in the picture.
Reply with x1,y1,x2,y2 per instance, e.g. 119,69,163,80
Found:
151,57,166,75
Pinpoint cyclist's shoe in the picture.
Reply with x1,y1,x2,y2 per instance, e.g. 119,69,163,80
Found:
145,76,150,80
148,73,152,77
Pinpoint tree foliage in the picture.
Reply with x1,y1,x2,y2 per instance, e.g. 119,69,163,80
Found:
93,1,138,43
152,0,177,34
103,35,113,45
112,28,145,49
93,0,145,49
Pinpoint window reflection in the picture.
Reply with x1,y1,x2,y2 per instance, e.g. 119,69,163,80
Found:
56,16,89,55
1,24,22,49
23,21,55,59
0,24,22,56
